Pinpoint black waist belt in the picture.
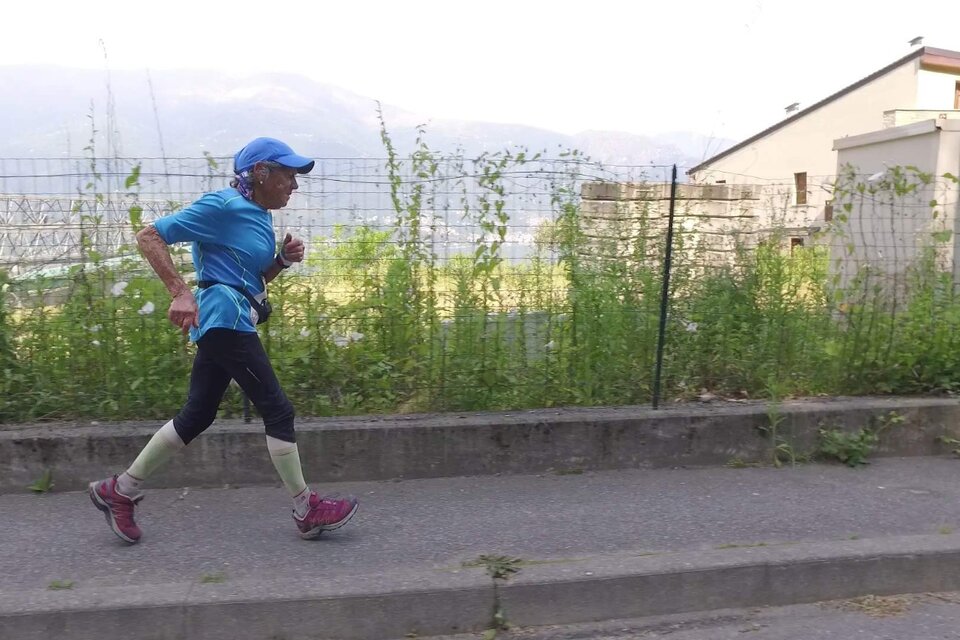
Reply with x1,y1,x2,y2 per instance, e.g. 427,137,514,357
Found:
197,280,272,325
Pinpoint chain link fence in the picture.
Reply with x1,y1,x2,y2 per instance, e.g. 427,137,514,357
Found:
0,155,956,423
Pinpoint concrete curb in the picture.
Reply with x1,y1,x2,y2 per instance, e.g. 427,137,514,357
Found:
5,534,960,639
2,396,959,493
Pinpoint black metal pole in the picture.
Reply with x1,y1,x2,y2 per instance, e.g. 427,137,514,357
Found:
242,392,251,423
652,165,678,409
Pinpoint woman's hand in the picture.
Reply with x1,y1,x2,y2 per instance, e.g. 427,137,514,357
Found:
279,232,305,264
169,289,199,335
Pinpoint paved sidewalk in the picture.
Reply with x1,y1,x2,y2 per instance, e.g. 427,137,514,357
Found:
5,457,960,639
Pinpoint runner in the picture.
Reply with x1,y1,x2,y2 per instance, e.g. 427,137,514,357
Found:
89,137,358,543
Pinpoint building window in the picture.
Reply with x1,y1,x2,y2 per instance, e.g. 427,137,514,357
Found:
824,200,834,222
790,237,804,253
794,172,807,205
955,81,960,109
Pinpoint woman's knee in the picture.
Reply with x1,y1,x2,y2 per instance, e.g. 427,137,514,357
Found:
173,407,218,445
263,396,295,442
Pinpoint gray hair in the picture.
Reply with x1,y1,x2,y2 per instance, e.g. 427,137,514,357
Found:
229,160,284,190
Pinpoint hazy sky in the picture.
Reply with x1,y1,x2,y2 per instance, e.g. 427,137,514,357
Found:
5,0,960,142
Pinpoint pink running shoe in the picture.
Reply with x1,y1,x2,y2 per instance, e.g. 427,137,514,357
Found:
89,475,143,544
294,492,359,539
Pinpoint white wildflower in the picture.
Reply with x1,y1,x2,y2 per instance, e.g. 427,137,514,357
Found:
300,328,311,338
89,324,102,333
685,322,698,333
332,335,350,348
110,281,129,297
91,340,101,347
349,332,364,342
137,301,155,315
545,340,556,350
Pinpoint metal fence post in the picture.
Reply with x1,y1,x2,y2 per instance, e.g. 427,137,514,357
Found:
652,165,678,409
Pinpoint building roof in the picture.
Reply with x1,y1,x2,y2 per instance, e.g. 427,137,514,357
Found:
687,46,960,176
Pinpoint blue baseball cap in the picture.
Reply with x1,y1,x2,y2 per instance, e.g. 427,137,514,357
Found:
233,137,315,174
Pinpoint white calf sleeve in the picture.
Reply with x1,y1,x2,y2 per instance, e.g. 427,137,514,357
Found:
266,435,308,498
123,420,185,490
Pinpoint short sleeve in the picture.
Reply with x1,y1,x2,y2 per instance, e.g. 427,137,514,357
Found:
152,193,227,245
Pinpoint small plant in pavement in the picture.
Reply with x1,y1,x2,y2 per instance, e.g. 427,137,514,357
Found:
48,579,74,590
28,469,54,493
938,435,960,457
462,555,523,639
715,542,768,550
828,594,914,618
759,381,803,467
818,410,906,467
818,426,878,467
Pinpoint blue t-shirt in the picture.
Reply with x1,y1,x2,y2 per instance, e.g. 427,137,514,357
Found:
152,187,276,341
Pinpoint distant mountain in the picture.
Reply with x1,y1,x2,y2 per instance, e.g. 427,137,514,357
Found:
0,66,733,167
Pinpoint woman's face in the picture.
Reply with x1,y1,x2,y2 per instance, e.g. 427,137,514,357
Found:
254,163,299,210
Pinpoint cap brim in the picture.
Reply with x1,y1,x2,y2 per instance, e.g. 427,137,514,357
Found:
275,153,315,174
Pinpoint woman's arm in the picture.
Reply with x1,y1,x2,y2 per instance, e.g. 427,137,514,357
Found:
263,260,285,284
136,225,198,334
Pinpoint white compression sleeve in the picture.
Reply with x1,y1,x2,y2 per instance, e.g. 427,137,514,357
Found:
266,435,308,497
125,420,185,483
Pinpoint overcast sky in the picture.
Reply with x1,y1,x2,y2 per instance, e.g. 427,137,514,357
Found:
5,0,960,142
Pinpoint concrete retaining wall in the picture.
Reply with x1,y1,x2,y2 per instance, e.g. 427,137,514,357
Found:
1,396,958,493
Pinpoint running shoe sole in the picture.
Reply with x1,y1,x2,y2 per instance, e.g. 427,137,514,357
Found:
298,502,359,540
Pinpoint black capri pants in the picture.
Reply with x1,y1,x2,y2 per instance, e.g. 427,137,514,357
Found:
172,328,296,444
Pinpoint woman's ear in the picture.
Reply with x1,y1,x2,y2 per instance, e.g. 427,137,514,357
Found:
253,163,269,184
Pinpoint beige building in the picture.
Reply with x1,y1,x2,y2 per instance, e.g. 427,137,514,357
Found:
830,118,960,290
688,46,960,238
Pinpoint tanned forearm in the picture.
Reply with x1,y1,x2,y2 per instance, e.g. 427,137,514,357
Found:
136,226,190,298
262,261,284,284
